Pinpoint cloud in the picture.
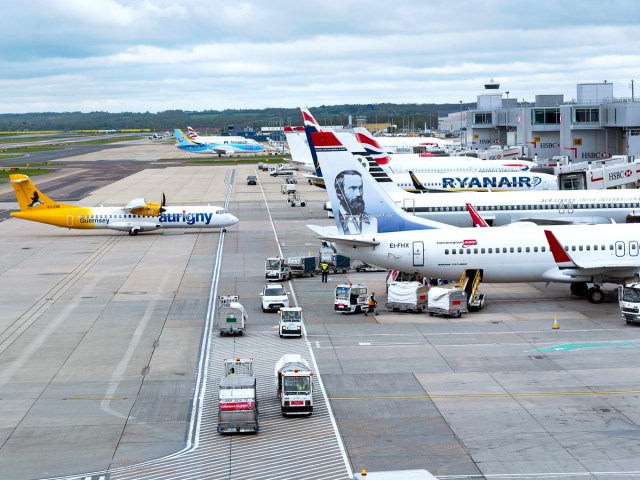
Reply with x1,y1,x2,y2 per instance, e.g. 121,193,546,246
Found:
0,0,638,112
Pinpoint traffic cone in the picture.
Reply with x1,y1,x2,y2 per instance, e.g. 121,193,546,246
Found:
552,315,559,329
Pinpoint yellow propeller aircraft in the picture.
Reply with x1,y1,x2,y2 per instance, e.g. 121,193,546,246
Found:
9,174,239,235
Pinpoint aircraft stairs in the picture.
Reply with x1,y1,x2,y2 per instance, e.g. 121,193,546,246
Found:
457,269,486,312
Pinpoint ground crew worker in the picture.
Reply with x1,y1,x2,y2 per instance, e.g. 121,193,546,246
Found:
364,292,378,316
321,262,329,283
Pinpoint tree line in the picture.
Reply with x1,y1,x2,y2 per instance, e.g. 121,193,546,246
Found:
0,103,474,133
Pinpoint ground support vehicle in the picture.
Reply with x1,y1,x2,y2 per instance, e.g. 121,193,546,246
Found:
269,165,296,177
265,256,291,281
246,175,257,185
386,281,429,312
319,246,350,274
287,192,306,207
281,182,296,194
217,295,247,336
274,354,313,415
618,283,640,324
217,358,259,433
287,256,317,278
260,283,290,312
334,283,368,314
278,307,304,337
427,286,468,318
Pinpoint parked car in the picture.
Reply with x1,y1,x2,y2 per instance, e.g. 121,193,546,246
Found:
260,284,290,312
247,175,257,185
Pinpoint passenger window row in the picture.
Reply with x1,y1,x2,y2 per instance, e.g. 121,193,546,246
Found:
418,202,640,213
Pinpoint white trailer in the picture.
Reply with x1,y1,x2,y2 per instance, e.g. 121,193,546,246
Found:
274,354,314,415
217,296,247,336
386,281,429,312
217,358,259,433
427,285,468,318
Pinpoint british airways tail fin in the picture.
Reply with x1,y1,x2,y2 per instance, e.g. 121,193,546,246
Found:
187,126,199,139
352,127,391,166
300,107,325,178
308,130,452,235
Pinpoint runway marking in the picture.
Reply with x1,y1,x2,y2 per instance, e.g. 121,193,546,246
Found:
65,398,125,401
330,389,640,401
101,272,171,419
529,340,639,352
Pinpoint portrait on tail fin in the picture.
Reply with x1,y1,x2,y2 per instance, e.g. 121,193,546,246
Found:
334,169,377,234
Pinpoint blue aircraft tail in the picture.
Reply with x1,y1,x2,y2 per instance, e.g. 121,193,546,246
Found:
174,128,194,146
308,130,452,235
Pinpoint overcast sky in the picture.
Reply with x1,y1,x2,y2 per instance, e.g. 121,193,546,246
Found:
1,0,638,113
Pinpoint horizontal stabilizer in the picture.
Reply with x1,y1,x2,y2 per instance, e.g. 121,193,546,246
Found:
307,225,380,247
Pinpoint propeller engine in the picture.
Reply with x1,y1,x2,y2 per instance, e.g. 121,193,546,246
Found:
126,193,167,217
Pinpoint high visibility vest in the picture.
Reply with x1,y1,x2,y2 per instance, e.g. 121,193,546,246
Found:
321,263,328,272
368,296,375,306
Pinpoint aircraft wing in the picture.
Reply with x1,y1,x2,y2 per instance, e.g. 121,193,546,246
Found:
124,195,166,217
302,173,325,188
307,225,380,247
514,216,616,226
210,146,235,156
544,229,640,274
124,198,148,210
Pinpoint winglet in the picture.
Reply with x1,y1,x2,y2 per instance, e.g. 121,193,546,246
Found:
544,230,577,268
465,203,490,228
409,171,429,193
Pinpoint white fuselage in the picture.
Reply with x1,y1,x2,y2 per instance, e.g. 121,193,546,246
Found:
77,205,238,232
334,223,640,285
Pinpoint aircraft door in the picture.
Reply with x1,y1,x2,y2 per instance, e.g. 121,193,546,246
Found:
615,241,625,257
413,241,424,267
67,215,74,227
630,241,639,257
402,198,416,215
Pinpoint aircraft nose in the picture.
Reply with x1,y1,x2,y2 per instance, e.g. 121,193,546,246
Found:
227,213,239,225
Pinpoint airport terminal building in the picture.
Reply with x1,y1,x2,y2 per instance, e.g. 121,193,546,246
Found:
448,81,640,161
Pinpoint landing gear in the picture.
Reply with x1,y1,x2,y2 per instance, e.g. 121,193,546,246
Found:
129,227,140,236
222,228,227,233
570,282,588,297
587,286,604,304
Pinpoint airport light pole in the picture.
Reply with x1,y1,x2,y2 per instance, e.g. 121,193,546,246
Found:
505,91,510,145
458,101,463,145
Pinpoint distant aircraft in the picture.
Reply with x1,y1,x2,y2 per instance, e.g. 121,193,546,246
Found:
306,130,640,303
372,135,452,154
294,109,554,191
10,174,239,236
174,128,264,156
